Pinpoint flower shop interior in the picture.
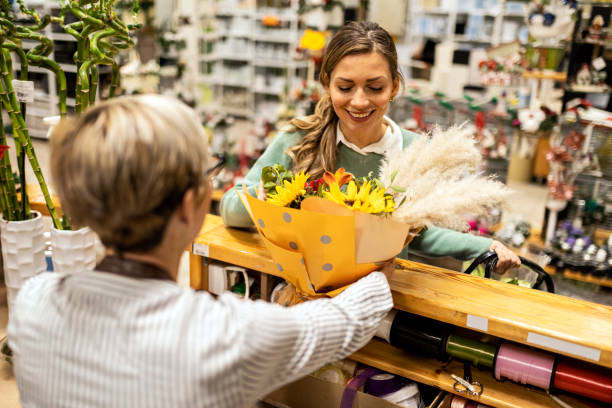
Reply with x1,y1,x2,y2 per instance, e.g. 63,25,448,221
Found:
2,0,612,407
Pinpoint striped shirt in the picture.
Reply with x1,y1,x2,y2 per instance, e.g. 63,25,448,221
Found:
7,270,392,407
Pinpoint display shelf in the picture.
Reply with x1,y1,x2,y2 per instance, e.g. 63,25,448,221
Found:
193,0,305,119
191,215,612,369
565,84,611,94
522,71,567,81
351,339,558,408
562,270,612,288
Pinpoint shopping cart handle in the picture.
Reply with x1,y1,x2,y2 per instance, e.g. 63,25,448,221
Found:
463,250,555,293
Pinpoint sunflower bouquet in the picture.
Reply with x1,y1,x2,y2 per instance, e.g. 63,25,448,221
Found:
238,166,416,298
261,164,395,215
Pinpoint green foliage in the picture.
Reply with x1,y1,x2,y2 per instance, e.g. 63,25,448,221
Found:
261,164,293,195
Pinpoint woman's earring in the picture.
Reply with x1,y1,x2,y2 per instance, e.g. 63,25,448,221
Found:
389,98,394,103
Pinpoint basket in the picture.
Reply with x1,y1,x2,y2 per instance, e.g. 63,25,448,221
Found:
464,250,555,293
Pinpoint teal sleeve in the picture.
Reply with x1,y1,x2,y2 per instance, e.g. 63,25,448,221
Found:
220,131,301,228
399,226,493,261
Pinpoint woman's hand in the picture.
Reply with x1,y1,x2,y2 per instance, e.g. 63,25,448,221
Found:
377,258,397,282
490,240,521,274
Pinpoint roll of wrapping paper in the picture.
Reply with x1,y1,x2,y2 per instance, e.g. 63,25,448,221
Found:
494,342,555,389
446,335,497,368
553,359,612,404
390,311,454,360
451,396,493,408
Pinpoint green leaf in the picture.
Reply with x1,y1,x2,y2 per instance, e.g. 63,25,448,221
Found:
390,170,398,183
391,185,406,193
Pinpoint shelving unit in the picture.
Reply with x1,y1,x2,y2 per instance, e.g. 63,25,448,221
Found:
193,0,307,120
190,214,612,408
407,0,528,48
5,1,117,138
562,1,612,110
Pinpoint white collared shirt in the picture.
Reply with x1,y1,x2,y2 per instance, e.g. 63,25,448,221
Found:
8,270,392,407
336,115,403,155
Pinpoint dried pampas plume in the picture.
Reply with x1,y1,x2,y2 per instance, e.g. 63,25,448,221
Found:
378,124,511,230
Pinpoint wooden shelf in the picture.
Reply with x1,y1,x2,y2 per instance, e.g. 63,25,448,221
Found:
522,71,567,82
191,215,612,369
351,339,559,408
563,270,612,289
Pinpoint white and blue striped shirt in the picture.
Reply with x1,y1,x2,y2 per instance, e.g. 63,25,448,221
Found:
8,270,392,407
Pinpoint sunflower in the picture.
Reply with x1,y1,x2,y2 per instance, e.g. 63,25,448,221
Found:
266,171,310,207
324,180,395,214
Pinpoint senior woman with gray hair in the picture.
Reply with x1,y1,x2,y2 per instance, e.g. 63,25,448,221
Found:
7,95,393,408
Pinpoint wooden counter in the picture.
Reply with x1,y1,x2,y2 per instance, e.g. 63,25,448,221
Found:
191,215,612,371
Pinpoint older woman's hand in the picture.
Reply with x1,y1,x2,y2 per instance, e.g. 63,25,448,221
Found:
490,240,521,274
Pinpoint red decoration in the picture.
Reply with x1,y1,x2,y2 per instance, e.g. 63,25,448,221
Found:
0,145,8,160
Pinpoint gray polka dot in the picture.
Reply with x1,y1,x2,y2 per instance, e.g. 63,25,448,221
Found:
289,241,298,250
276,263,283,272
300,258,305,265
282,212,292,223
320,235,332,244
322,263,333,271
258,219,265,228
308,282,315,291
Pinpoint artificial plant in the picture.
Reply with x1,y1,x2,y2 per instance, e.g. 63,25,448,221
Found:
0,0,140,228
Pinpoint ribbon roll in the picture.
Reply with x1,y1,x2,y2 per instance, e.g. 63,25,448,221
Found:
446,335,497,368
364,373,405,397
494,342,555,389
390,311,454,360
553,359,612,404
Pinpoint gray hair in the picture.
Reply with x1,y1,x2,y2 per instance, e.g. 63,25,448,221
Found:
50,95,209,252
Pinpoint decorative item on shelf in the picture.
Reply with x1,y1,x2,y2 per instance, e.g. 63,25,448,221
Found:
525,0,577,47
238,125,509,299
585,14,609,43
544,124,591,244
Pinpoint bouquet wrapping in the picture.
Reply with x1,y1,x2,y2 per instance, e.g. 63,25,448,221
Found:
239,188,420,297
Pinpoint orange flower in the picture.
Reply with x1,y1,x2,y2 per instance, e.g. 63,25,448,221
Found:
322,168,353,188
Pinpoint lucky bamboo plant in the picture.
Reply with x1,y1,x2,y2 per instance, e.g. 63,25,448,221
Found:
0,0,139,229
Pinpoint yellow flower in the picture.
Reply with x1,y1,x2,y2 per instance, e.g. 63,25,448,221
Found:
266,171,310,207
323,180,395,214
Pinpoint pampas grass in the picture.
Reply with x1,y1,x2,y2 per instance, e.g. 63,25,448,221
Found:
378,124,511,231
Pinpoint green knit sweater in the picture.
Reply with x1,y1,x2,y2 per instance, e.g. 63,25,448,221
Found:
220,128,492,261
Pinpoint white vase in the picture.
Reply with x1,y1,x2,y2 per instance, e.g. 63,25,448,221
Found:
51,226,97,274
0,211,46,315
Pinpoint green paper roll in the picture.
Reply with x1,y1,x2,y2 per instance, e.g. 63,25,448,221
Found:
446,335,497,368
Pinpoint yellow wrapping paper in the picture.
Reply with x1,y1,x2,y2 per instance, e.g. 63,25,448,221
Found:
238,187,419,297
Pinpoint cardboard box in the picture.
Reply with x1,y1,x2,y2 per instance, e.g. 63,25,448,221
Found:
263,375,405,408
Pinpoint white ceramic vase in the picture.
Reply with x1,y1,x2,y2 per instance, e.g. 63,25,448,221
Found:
51,226,97,274
0,211,46,315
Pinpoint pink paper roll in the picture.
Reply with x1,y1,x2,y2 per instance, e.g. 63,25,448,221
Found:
494,342,555,389
451,396,468,408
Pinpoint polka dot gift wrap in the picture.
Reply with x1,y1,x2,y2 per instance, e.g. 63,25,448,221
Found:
239,188,419,297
